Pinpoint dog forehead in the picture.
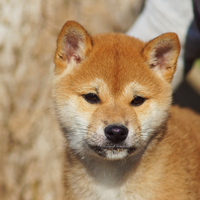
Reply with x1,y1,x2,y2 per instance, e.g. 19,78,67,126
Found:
72,33,156,94
90,33,145,68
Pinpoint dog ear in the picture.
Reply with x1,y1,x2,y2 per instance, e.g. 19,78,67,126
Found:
141,33,180,82
54,21,93,75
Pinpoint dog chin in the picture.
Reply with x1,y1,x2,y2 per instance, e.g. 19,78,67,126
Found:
105,149,129,160
88,145,137,160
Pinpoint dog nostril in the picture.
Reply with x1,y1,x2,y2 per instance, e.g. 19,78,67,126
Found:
104,125,128,143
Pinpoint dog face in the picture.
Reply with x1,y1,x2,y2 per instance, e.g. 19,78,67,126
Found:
53,21,180,160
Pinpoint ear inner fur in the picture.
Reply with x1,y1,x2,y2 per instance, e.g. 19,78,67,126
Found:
54,21,93,75
141,33,180,82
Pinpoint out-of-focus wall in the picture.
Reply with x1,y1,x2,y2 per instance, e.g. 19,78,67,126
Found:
0,1,142,199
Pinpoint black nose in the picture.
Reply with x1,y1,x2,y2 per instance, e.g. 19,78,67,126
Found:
104,125,128,143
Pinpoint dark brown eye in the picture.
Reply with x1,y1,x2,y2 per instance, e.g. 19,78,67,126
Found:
131,96,145,106
83,93,100,104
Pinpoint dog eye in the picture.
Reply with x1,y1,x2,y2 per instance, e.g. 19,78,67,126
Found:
83,93,100,104
131,96,145,106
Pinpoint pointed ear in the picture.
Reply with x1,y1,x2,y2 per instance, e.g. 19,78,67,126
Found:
141,33,180,82
54,21,93,75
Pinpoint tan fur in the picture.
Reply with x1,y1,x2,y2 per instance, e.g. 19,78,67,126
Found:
53,21,200,200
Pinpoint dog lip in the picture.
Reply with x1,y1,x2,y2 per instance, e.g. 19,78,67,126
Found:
88,145,136,153
87,144,137,158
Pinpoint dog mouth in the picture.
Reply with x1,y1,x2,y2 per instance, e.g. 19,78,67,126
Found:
88,145,136,158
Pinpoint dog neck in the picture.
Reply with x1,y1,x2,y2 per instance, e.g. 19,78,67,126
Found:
62,127,166,199
64,131,162,185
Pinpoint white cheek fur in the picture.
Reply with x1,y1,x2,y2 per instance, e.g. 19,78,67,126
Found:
139,102,169,140
57,99,89,155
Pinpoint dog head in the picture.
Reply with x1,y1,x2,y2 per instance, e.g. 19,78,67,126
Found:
53,21,180,160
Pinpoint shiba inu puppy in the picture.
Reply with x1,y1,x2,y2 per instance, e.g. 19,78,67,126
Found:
53,21,200,200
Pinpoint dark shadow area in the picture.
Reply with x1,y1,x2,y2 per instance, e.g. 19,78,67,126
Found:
184,20,200,75
173,80,200,114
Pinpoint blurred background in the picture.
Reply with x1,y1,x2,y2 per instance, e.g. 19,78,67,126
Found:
0,0,199,200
